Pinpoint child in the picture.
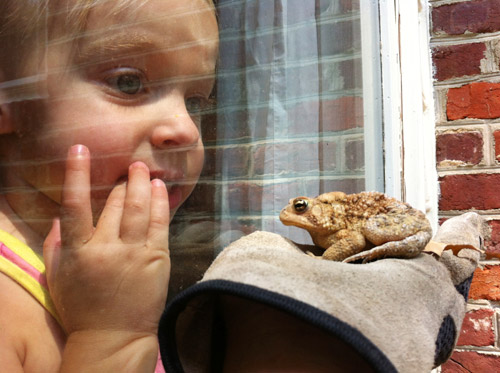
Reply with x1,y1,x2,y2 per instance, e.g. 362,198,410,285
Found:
0,0,218,371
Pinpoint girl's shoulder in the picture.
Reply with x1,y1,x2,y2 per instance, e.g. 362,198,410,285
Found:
0,227,65,372
0,271,64,372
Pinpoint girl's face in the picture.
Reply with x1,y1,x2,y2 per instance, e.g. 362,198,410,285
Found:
2,0,218,232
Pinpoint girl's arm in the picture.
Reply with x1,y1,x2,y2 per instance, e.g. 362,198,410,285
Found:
43,145,170,372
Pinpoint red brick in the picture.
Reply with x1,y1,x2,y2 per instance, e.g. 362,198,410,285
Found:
222,147,250,178
456,309,495,346
316,2,360,17
436,132,483,165
441,357,469,373
320,96,364,132
319,178,365,195
197,177,367,218
340,0,360,13
345,139,364,171
202,146,251,180
274,178,365,199
339,58,362,90
318,141,338,172
212,108,252,140
438,217,448,226
287,100,321,134
287,97,364,134
201,112,217,143
469,265,500,300
447,82,500,120
494,131,500,162
218,37,250,70
319,20,361,56
286,0,317,23
486,220,500,258
227,182,271,214
432,43,486,81
433,0,500,35
222,183,253,214
200,148,217,179
219,218,259,236
253,141,337,176
439,173,500,210
179,182,218,214
441,351,500,372
270,181,362,213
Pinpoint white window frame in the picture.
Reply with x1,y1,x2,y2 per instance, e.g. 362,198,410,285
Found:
379,0,438,230
360,0,384,193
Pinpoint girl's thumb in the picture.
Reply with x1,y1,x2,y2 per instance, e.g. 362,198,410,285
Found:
42,218,61,288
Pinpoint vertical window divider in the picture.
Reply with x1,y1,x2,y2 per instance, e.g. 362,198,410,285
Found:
360,0,384,192
379,0,438,230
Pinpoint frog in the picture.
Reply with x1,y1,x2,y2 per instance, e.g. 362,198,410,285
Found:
279,191,432,263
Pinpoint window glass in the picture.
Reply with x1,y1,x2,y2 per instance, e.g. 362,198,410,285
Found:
169,0,381,295
0,0,381,297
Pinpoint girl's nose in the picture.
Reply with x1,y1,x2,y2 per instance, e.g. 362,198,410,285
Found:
150,111,201,149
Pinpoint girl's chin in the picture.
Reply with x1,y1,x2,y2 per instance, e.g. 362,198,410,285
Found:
168,185,184,211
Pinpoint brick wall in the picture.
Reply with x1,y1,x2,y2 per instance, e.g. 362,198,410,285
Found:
431,0,500,369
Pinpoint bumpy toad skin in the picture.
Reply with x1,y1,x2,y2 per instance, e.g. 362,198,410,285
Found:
279,191,432,263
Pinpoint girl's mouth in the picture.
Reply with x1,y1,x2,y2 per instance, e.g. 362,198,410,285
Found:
116,173,185,211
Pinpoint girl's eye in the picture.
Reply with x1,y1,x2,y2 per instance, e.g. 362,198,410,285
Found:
185,97,205,114
105,72,144,95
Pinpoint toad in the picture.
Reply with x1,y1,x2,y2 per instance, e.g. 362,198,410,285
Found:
279,191,432,263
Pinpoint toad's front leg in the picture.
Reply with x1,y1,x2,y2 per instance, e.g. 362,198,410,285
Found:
322,230,367,261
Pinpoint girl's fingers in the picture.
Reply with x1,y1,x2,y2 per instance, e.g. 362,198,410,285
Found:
147,179,170,249
60,145,94,247
120,162,151,242
94,183,126,239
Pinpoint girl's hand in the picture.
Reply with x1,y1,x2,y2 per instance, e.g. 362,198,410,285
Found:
43,144,170,370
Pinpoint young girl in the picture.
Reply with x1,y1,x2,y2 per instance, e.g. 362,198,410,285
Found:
0,0,218,370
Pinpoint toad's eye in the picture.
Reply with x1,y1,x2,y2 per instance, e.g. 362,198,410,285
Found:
106,73,144,95
293,198,308,212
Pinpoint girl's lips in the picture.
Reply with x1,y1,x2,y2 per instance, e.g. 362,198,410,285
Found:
116,173,185,211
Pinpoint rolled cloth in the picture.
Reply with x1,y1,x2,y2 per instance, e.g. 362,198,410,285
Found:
159,212,487,373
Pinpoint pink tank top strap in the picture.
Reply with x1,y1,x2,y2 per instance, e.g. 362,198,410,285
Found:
0,230,61,324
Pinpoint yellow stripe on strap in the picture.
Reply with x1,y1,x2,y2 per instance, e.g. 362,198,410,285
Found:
0,230,62,326
0,230,45,271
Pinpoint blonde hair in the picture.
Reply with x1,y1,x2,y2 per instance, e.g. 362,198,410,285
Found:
0,0,215,83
